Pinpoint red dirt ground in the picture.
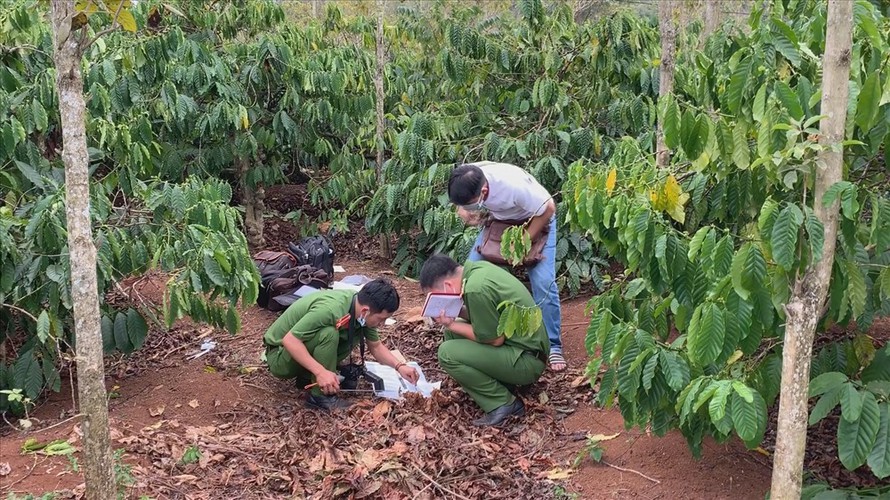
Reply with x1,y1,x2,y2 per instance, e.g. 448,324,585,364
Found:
557,299,772,499
0,255,778,499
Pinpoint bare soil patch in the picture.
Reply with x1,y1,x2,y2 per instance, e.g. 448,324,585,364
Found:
5,229,884,498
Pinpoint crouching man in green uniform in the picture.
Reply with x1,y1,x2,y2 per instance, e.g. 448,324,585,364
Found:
419,254,549,427
263,279,419,412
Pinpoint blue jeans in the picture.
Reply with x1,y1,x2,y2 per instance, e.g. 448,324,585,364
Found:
468,216,563,354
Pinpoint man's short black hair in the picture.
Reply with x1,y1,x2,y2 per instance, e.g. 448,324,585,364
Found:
419,254,460,290
448,164,486,205
357,278,400,313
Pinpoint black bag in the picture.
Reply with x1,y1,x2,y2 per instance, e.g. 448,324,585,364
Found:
253,249,331,311
254,251,298,308
288,235,335,279
266,265,332,312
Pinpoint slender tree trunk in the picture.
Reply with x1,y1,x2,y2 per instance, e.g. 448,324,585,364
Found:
375,0,391,259
49,2,115,498
703,0,719,38
238,157,265,249
770,1,853,498
655,0,676,169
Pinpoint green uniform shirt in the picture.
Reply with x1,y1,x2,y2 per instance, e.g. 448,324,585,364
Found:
460,261,550,357
262,289,379,362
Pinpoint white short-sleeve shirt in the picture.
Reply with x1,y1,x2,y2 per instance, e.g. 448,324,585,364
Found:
469,161,552,221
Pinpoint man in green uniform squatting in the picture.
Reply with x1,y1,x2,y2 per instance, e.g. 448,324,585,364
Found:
263,279,419,411
419,254,549,427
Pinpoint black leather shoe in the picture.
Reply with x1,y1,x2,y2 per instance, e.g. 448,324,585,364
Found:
305,394,353,412
473,399,525,427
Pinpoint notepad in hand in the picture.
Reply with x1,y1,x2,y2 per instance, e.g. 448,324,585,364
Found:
421,293,464,318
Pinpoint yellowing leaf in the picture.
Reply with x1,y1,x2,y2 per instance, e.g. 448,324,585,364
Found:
587,432,620,442
117,10,137,32
662,174,681,209
726,350,744,365
667,192,690,224
75,0,99,14
605,168,617,196
651,174,689,224
541,467,574,480
240,113,250,130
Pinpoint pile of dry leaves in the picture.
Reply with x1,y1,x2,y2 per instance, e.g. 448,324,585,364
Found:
114,320,591,499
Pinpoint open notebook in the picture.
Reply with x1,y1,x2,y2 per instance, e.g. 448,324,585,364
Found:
420,292,463,318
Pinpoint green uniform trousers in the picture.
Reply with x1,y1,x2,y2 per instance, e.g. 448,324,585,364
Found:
265,326,342,396
437,333,546,413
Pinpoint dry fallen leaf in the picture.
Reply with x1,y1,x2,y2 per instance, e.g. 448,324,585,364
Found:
188,400,200,409
307,454,325,473
371,401,391,421
538,392,550,404
142,420,164,431
0,462,10,476
358,449,383,471
570,375,590,388
149,405,166,417
173,474,198,485
406,425,426,444
355,480,382,499
588,433,620,442
539,467,574,480
517,457,530,472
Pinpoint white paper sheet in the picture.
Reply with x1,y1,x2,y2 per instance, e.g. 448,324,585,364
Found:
421,293,463,318
293,285,321,297
363,361,441,400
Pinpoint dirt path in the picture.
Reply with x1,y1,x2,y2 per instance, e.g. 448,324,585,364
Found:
0,258,772,499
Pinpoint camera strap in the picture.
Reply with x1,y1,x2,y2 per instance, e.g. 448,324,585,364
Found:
346,296,366,365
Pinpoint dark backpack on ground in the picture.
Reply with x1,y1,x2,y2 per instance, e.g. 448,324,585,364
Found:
288,235,335,279
253,251,330,310
265,265,331,312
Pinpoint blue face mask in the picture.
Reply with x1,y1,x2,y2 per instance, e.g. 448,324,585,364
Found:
461,188,488,212
462,201,485,212
357,314,367,327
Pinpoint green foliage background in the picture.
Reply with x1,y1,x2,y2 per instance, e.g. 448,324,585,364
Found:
1,0,889,482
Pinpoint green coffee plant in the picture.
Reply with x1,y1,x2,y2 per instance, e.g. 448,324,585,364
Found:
566,0,890,477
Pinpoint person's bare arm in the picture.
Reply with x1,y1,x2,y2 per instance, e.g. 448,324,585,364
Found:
367,340,419,384
281,333,340,394
526,198,556,241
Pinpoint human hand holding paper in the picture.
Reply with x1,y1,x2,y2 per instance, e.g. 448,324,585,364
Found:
434,310,455,327
422,293,463,318
397,364,419,384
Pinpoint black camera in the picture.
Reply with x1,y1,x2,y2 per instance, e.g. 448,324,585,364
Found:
339,363,384,391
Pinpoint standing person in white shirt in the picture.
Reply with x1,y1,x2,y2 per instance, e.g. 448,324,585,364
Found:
447,161,566,372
